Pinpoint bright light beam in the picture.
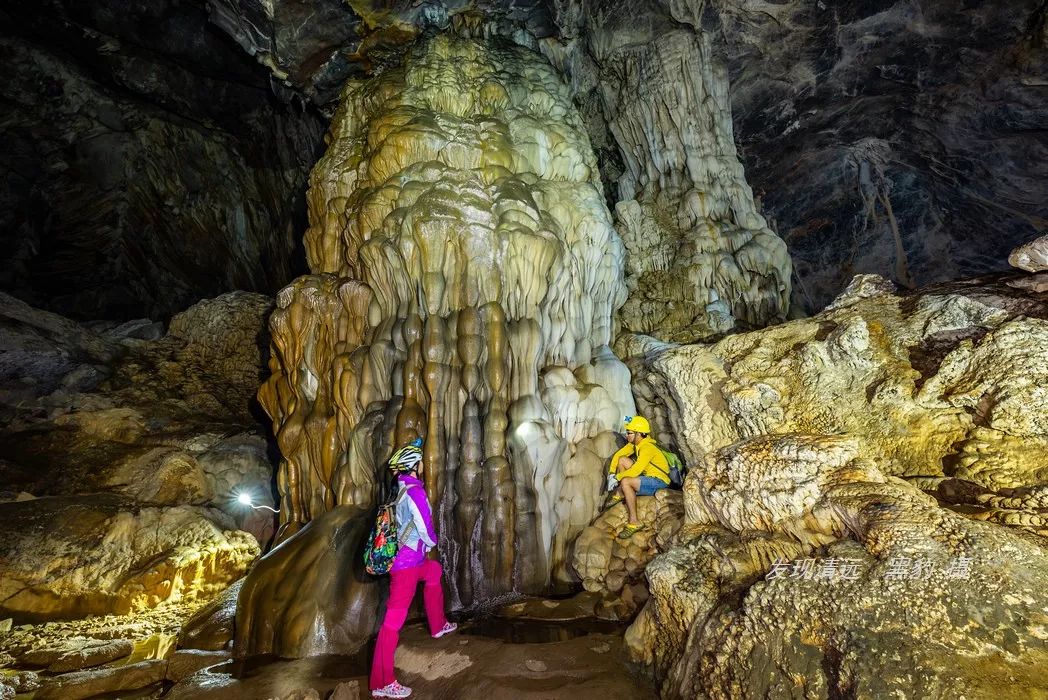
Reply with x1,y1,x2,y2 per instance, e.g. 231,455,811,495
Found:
235,491,280,513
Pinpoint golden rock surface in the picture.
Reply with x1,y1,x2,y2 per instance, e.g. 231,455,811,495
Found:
629,274,1048,534
257,32,636,613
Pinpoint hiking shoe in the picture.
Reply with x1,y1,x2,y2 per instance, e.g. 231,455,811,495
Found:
432,621,458,639
603,492,624,509
372,681,412,698
617,523,644,539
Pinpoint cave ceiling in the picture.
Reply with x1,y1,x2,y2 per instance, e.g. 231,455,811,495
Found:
1,0,1045,320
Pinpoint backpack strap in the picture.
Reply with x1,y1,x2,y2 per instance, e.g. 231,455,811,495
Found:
395,484,417,544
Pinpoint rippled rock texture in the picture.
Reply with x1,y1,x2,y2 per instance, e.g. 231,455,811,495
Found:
622,274,1048,697
628,433,1048,698
629,273,1048,535
259,32,638,612
544,5,793,341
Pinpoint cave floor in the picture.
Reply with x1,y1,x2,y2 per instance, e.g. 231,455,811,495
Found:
166,624,656,699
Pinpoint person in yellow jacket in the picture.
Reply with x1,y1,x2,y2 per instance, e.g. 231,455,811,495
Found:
606,415,670,538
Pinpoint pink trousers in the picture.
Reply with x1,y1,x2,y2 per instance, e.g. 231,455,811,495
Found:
369,559,448,690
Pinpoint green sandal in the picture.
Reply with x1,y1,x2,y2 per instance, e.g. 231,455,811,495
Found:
604,492,624,509
617,523,644,539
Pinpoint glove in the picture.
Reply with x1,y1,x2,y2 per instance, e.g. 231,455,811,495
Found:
606,473,619,492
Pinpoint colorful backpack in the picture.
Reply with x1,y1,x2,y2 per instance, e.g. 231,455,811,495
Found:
657,447,687,488
363,487,413,575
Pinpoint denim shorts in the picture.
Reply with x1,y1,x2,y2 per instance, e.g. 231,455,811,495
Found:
637,475,669,496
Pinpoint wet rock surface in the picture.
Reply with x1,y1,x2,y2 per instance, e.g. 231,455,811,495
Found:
171,624,654,699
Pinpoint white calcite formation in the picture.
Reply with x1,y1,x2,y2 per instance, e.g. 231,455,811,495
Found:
543,23,792,341
259,33,636,603
1009,233,1048,272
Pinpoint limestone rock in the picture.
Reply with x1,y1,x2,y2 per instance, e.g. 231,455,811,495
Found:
234,506,382,658
1010,234,1048,273
260,32,632,607
702,0,1047,313
629,275,1048,537
327,680,361,700
632,433,1048,699
45,639,134,673
1,3,323,320
0,293,277,536
166,650,232,683
178,580,242,651
0,670,38,696
0,495,258,619
33,659,168,700
543,17,791,342
572,489,683,618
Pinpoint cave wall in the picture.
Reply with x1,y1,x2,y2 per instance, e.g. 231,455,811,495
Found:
0,0,326,321
709,0,1048,312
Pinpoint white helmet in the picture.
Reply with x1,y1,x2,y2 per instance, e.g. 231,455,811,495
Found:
389,444,423,473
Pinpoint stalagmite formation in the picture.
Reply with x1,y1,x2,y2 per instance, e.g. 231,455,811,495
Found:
543,19,792,341
258,32,637,609
606,31,791,341
1010,234,1048,272
572,488,683,618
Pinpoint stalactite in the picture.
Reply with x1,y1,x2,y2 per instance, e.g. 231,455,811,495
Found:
258,32,636,604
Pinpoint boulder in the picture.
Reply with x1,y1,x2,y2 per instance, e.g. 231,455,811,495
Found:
234,505,382,658
1010,234,1048,273
572,489,683,619
0,495,258,619
629,434,1048,698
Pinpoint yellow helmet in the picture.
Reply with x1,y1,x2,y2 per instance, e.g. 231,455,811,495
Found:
623,415,651,434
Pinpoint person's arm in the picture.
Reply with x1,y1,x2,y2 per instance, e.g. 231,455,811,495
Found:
617,442,656,479
406,487,437,549
608,443,633,474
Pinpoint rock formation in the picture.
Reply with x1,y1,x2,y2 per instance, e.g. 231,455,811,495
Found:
1,2,325,321
572,488,683,619
709,0,1048,312
627,433,1048,698
543,8,793,340
1011,234,1048,273
628,273,1048,536
0,292,274,623
258,31,638,609
234,506,382,658
0,495,257,620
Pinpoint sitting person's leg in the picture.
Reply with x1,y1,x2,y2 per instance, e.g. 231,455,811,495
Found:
619,475,641,525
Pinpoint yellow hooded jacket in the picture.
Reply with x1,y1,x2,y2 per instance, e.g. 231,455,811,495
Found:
608,436,670,484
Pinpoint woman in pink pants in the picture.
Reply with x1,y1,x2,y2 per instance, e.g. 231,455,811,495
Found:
370,441,457,699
